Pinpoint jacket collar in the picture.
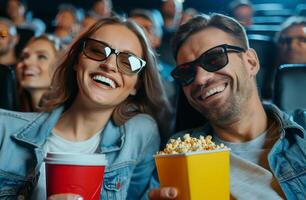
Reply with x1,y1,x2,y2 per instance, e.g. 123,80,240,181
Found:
11,106,125,153
98,119,125,153
264,103,305,139
11,106,65,147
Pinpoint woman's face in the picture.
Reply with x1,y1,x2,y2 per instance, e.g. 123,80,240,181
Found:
75,24,144,110
16,39,57,91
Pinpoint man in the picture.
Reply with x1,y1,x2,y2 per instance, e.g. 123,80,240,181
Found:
159,0,184,67
149,14,306,199
275,16,306,65
0,17,18,66
90,0,113,18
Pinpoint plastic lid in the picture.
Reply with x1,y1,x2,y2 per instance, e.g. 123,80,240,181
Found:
44,152,108,166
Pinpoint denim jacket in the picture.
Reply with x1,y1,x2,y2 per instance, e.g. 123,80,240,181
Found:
173,104,306,200
0,106,160,200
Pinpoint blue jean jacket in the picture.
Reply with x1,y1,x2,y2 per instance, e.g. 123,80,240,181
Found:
172,104,306,200
0,106,160,199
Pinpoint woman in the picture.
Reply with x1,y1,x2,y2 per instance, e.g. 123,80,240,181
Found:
16,34,62,112
0,17,171,199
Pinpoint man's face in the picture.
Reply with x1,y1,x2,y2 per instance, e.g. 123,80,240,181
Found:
278,25,306,64
0,22,13,56
176,27,259,125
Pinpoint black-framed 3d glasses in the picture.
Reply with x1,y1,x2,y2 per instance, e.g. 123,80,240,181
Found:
171,44,246,86
83,38,146,75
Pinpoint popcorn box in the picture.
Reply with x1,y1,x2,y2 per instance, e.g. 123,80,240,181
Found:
155,148,230,200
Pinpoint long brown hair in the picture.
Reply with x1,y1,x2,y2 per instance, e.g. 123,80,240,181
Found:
41,16,172,137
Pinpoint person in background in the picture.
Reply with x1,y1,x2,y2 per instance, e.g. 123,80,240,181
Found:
229,0,253,27
15,34,62,112
89,0,113,19
275,16,306,65
5,0,45,36
82,12,99,31
159,0,184,68
180,8,199,25
53,4,80,46
161,0,183,31
149,14,306,199
0,16,171,199
0,17,19,66
130,8,177,145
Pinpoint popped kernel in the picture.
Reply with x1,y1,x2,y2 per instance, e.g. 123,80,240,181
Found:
157,134,226,155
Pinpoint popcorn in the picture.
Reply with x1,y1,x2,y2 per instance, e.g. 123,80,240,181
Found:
157,134,226,155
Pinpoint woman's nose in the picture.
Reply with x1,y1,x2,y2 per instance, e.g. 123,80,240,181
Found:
99,54,118,72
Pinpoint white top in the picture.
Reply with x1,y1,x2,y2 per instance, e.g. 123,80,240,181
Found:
31,130,101,200
214,123,285,200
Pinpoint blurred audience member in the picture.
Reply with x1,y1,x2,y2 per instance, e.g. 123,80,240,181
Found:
159,0,183,67
275,16,306,65
15,34,62,112
161,0,183,31
53,4,80,46
180,8,199,25
0,17,19,66
229,0,253,27
89,0,113,18
5,0,45,35
82,12,99,31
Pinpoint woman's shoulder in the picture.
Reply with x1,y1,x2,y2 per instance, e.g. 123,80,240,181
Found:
0,109,43,122
124,113,160,139
125,113,158,131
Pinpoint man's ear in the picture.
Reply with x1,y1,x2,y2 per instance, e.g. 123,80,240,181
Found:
244,48,260,77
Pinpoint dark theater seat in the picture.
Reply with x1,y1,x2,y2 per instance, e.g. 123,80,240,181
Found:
273,64,306,113
248,34,277,101
0,65,18,111
174,88,207,132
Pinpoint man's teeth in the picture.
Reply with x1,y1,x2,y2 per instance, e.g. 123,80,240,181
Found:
92,75,116,89
204,85,226,99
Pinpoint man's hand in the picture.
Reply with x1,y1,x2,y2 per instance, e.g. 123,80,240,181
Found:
148,187,178,199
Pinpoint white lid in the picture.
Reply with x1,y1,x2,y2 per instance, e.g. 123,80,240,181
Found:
44,152,108,166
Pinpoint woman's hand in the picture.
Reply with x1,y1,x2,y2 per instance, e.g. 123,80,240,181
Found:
148,187,178,200
47,194,83,200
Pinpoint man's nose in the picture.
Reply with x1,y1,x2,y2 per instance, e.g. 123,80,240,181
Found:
192,66,214,85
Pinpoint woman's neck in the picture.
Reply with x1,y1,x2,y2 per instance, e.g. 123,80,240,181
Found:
54,99,114,141
28,89,47,111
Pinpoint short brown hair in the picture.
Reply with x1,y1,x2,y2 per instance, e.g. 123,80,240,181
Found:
41,16,171,135
172,13,249,59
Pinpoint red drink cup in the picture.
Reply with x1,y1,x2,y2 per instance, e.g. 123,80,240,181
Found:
44,152,108,200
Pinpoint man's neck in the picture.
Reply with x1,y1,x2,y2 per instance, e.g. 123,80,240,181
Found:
212,100,268,143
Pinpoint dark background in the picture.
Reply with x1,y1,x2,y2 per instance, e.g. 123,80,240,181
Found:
1,0,304,27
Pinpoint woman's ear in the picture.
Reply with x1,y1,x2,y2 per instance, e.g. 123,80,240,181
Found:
129,88,137,96
244,48,260,77
129,79,141,96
